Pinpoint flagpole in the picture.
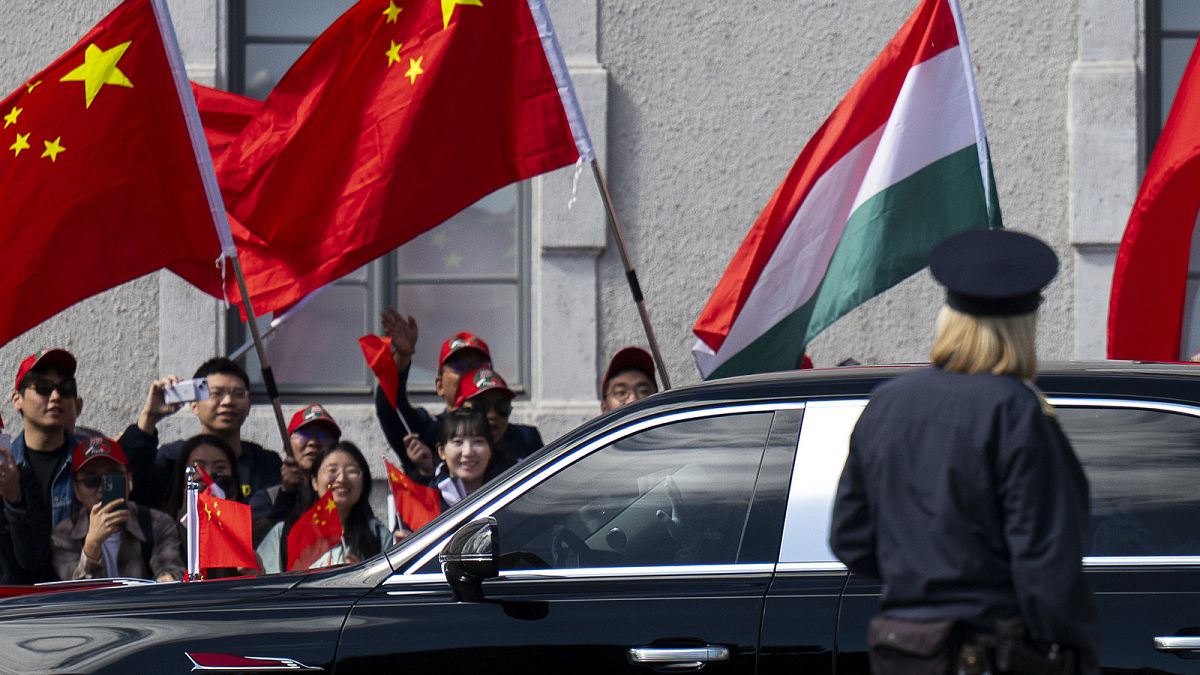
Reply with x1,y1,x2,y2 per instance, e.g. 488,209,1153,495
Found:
184,466,200,581
589,160,672,390
150,0,291,452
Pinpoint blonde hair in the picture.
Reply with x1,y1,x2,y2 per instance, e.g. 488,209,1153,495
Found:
929,305,1038,380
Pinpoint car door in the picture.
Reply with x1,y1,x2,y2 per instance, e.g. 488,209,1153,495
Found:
335,405,801,674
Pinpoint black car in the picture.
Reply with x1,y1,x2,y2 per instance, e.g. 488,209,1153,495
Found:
2,362,1200,673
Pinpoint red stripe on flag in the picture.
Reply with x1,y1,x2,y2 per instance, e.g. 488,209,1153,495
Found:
693,0,959,352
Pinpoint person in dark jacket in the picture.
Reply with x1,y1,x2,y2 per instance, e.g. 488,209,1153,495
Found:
431,409,501,509
829,230,1098,674
455,367,542,471
248,404,339,541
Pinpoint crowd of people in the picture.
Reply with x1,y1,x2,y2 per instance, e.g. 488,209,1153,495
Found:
0,311,660,585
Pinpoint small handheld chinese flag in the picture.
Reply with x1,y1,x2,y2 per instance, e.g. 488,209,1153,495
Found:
286,490,343,571
358,335,400,409
385,459,440,532
197,493,256,572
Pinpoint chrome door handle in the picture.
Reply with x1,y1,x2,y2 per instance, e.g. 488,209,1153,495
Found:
627,646,730,670
1154,636,1200,651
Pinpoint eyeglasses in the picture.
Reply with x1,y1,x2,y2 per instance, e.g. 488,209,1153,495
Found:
465,397,512,417
208,387,249,402
606,384,655,402
292,427,335,444
25,378,77,398
318,464,363,481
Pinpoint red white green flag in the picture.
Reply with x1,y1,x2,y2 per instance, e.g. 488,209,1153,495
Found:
691,0,1000,379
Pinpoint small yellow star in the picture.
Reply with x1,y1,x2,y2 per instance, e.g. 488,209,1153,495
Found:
386,40,403,67
25,80,41,93
3,107,21,128
60,41,134,108
9,132,30,157
444,253,462,268
382,0,402,23
405,56,425,84
441,0,482,29
324,499,336,512
41,136,65,162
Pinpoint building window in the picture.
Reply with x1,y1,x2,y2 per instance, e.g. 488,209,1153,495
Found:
226,0,531,398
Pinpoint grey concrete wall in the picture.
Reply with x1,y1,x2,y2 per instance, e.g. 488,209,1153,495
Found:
597,0,1082,381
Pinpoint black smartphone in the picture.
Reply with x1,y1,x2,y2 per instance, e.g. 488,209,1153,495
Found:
100,474,126,510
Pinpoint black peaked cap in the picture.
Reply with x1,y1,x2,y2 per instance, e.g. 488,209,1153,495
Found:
928,229,1058,317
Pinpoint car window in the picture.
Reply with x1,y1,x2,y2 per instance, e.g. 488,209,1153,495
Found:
491,412,774,571
1059,406,1200,557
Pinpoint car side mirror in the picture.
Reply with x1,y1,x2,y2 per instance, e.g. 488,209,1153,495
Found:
440,517,499,602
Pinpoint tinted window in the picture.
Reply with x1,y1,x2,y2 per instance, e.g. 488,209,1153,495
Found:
1059,406,1200,556
492,413,774,570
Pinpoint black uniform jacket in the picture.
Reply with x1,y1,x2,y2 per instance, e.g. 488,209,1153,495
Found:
830,367,1097,662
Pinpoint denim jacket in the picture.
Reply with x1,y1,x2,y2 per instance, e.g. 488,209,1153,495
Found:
11,431,75,527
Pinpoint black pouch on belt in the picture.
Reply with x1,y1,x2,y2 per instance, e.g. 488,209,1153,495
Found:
867,615,960,675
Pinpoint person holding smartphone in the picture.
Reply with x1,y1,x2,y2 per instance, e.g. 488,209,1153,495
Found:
51,436,182,582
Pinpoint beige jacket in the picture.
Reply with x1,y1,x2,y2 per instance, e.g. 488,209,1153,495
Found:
51,502,184,581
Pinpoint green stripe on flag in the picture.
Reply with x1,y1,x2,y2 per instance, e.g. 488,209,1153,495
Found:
708,144,997,380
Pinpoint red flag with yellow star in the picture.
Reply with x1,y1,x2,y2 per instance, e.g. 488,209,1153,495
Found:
0,0,228,345
216,0,584,314
384,458,441,531
197,493,256,571
286,490,344,571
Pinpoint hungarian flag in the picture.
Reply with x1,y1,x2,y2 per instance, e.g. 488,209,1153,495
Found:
286,490,343,571
691,0,1000,379
0,0,230,347
1107,40,1200,360
359,335,401,409
385,459,440,532
197,493,256,572
215,0,592,315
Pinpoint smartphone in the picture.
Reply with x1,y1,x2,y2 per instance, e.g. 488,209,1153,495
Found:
100,474,127,510
163,377,211,405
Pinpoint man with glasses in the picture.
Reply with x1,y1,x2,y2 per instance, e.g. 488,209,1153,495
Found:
0,348,84,582
600,346,659,413
455,367,543,472
120,357,282,509
249,404,340,537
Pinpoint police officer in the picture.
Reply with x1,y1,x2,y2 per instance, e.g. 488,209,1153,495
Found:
829,230,1098,674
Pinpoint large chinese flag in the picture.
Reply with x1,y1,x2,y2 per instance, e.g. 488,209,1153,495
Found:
385,459,440,531
216,0,583,314
0,0,225,345
286,490,344,571
197,493,256,572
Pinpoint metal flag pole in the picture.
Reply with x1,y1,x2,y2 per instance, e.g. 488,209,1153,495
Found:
151,0,291,451
184,466,200,581
589,160,672,390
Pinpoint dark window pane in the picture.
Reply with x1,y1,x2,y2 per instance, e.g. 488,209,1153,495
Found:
394,187,520,279
1164,0,1200,31
245,0,357,38
394,283,519,390
1059,407,1200,556
1160,37,1197,128
243,43,308,100
494,413,773,569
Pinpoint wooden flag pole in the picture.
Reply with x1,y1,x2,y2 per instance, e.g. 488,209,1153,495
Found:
151,0,291,453
589,159,672,390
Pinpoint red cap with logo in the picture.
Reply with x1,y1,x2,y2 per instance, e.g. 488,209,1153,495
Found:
14,348,77,391
287,403,341,437
71,436,128,472
454,367,515,409
438,332,491,369
601,346,657,396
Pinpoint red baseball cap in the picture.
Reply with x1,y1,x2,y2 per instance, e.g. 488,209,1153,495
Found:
454,367,515,409
71,436,128,472
287,403,341,437
14,348,76,391
438,332,491,369
601,346,657,396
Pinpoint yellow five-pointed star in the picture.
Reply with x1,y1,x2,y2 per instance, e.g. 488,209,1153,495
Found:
386,40,403,67
441,0,482,29
405,57,425,84
383,0,402,23
3,107,21,128
9,132,29,157
41,137,65,162
60,41,134,109
25,81,40,93
324,499,336,512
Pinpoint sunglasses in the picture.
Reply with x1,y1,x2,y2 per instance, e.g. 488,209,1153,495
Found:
465,397,512,417
292,427,335,444
76,472,121,489
25,378,77,398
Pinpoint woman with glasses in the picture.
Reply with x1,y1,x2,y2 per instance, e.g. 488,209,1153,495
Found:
454,367,543,473
256,441,390,574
